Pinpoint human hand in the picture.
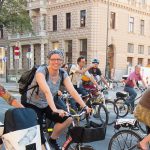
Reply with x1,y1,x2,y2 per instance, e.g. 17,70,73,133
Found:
57,90,62,96
56,109,67,117
84,106,92,114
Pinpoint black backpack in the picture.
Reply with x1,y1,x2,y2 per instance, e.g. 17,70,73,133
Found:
4,108,38,133
18,64,64,105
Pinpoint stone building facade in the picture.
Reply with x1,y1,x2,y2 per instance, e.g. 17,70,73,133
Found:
3,0,150,80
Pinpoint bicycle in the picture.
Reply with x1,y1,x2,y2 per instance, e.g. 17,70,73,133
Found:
61,89,109,126
114,88,146,117
83,86,119,125
108,118,148,150
43,109,106,150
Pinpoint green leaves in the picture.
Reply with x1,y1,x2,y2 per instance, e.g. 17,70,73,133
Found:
0,0,32,33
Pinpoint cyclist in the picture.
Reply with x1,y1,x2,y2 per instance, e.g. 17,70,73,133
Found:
88,58,109,88
24,50,91,150
0,84,23,108
124,65,147,113
0,84,23,150
69,56,100,99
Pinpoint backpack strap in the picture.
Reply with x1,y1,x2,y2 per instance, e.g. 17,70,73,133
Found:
35,66,49,95
59,69,64,86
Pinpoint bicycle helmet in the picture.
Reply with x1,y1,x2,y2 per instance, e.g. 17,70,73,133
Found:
92,58,99,64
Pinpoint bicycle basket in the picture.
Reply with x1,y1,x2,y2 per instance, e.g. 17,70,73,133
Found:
69,121,106,143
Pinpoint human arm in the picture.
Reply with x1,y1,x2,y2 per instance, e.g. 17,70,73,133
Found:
89,74,101,89
71,64,94,75
0,84,24,108
100,75,109,88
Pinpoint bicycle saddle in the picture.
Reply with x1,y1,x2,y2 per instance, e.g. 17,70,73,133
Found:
116,91,128,98
114,118,137,129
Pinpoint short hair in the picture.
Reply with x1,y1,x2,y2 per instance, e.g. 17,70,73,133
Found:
135,65,141,69
77,56,86,63
47,49,64,59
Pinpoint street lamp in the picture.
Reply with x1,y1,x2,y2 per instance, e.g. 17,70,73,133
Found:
105,0,110,78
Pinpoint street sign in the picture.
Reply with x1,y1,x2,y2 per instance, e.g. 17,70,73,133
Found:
26,52,33,59
3,57,7,62
14,46,20,56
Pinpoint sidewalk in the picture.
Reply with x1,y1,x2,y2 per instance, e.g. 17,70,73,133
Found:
1,79,19,93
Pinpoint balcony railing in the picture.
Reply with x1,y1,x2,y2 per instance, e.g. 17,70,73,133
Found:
8,31,47,40
27,0,47,9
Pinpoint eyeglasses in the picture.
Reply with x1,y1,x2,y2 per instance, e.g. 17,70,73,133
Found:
50,59,63,62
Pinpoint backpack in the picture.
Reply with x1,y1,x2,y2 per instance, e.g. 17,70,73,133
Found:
81,74,91,82
18,64,64,105
2,108,41,150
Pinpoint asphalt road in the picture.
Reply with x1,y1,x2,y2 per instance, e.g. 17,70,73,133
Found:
0,83,140,150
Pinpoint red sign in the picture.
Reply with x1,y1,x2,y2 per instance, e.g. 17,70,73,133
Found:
14,46,20,56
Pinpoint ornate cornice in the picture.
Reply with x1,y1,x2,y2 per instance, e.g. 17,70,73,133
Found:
48,0,150,16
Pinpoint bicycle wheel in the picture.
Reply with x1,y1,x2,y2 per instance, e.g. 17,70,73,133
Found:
92,103,109,125
65,140,79,150
115,98,129,117
105,99,119,125
65,141,94,150
137,121,147,134
108,130,142,150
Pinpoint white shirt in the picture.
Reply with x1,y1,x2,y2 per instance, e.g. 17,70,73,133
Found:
69,64,91,87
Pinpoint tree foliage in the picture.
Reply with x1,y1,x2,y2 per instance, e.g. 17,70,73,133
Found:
0,0,32,33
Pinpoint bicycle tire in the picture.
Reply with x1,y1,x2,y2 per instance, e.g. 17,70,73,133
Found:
108,130,142,150
137,121,147,134
105,99,119,125
65,141,95,150
65,140,79,150
114,98,129,117
92,103,109,125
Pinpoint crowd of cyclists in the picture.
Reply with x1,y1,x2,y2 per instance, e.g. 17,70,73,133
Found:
0,49,150,150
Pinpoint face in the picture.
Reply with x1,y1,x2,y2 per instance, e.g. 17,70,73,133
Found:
64,65,68,71
92,63,99,68
48,54,63,70
135,66,141,74
78,58,86,68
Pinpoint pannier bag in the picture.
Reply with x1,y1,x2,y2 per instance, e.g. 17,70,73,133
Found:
2,108,42,150
134,103,150,127
69,121,106,143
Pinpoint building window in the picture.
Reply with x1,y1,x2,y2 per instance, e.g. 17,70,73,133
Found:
0,60,2,73
138,58,143,66
66,13,71,29
147,59,150,66
138,45,144,54
148,46,150,55
43,15,46,30
52,42,59,49
110,12,116,29
127,57,133,66
141,0,145,5
65,40,72,63
140,20,144,35
80,10,86,27
53,15,57,31
80,39,87,52
128,43,134,53
0,25,3,39
129,17,134,32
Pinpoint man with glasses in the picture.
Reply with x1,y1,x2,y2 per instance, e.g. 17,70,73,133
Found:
69,56,100,98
